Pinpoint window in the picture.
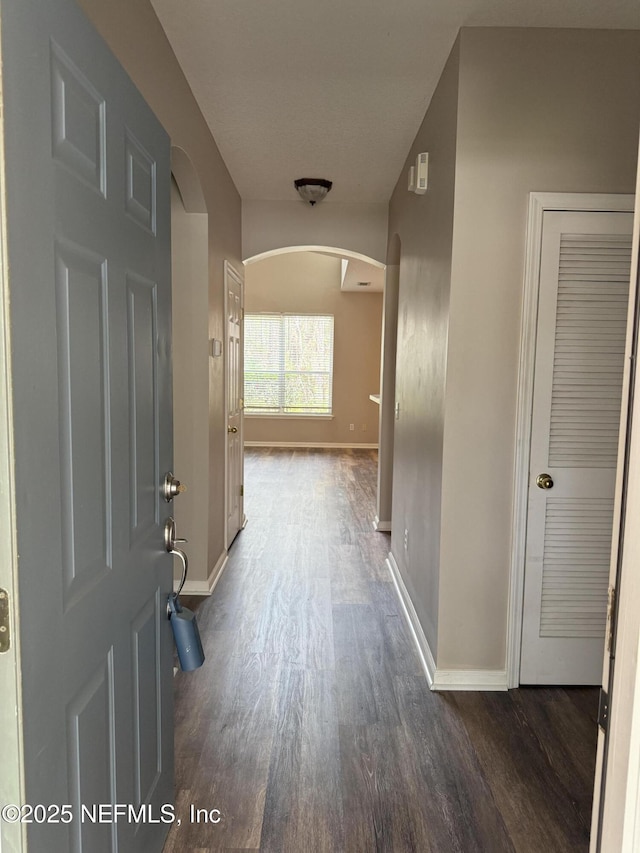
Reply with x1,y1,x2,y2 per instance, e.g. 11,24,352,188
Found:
244,313,334,415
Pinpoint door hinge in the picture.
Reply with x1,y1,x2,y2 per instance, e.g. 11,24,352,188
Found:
598,688,610,733
0,588,10,653
606,585,616,654
240,484,244,497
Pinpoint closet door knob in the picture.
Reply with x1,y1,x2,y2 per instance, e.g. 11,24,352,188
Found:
536,473,554,490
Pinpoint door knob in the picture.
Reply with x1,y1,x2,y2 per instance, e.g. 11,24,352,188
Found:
163,472,186,502
536,473,554,490
228,426,238,434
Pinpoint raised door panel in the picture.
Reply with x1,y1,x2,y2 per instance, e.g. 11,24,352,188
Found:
67,652,117,853
50,41,106,197
55,240,113,610
132,592,163,810
127,273,159,546
125,130,157,235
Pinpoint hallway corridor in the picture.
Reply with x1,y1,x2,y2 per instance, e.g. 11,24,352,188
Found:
163,448,598,852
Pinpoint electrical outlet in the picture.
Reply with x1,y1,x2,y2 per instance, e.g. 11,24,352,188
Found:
395,402,400,420
404,528,409,551
349,423,355,431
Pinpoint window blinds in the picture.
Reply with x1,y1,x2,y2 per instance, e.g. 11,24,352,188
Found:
244,313,334,415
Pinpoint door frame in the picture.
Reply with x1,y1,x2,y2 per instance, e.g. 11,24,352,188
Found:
506,191,635,689
0,136,26,853
223,259,245,549
593,144,640,852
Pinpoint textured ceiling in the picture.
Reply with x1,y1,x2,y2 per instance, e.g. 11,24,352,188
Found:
151,0,639,204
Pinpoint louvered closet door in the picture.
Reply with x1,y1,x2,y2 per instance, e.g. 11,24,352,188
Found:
520,209,633,685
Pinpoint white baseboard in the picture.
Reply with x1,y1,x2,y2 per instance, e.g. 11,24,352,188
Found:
386,552,436,687
245,441,379,449
174,550,229,596
373,516,391,532
432,669,508,691
386,552,508,692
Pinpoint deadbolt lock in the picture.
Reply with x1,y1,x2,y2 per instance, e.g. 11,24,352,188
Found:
536,473,554,490
228,426,238,434
163,472,186,502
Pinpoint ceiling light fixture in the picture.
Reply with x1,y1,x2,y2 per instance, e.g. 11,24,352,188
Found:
294,178,332,206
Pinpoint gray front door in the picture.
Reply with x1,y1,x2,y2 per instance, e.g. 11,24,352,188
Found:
1,0,173,851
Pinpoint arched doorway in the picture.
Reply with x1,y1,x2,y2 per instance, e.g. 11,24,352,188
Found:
242,246,385,490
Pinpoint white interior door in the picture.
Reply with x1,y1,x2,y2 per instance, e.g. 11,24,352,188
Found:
520,209,633,684
225,261,244,546
0,1,173,851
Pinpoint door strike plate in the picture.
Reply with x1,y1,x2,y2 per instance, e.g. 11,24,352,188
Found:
0,588,10,653
598,688,609,733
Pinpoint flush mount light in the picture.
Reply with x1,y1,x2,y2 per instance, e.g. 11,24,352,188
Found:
294,178,333,206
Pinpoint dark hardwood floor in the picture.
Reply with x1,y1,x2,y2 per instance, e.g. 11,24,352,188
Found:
163,447,598,853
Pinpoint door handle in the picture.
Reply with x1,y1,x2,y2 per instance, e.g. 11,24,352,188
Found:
164,517,189,597
536,473,554,490
228,426,238,434
164,517,189,550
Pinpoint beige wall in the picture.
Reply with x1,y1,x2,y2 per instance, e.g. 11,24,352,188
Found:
388,28,640,673
171,180,209,583
244,253,383,446
243,200,389,265
78,0,242,582
387,39,461,656
440,27,640,671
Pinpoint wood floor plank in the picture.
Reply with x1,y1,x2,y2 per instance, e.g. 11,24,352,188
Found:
339,722,435,853
166,644,282,850
368,581,425,677
329,542,373,605
260,667,344,853
393,676,516,853
245,574,335,669
450,690,593,852
187,653,280,849
333,602,402,726
511,688,598,807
